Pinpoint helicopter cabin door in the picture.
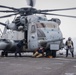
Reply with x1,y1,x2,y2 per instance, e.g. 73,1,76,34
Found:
28,23,38,50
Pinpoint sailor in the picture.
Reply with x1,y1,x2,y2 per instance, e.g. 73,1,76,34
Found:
65,37,74,57
33,46,44,58
15,39,25,57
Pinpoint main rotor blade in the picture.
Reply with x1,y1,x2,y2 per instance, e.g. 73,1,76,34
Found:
27,0,35,7
30,0,33,7
0,13,18,18
40,7,76,12
0,5,18,10
39,12,76,18
0,22,6,26
0,10,16,13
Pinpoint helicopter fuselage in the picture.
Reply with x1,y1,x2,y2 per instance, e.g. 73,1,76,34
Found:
0,15,64,57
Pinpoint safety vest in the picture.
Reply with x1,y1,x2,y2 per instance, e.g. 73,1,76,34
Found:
67,40,72,47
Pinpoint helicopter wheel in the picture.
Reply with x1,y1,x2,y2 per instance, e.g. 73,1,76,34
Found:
52,50,56,58
33,51,36,55
1,51,5,57
5,52,8,57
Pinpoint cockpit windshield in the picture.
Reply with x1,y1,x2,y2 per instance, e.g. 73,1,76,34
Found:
46,23,58,28
36,22,58,29
36,23,46,28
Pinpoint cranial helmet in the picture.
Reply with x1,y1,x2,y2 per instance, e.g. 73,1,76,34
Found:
68,37,71,40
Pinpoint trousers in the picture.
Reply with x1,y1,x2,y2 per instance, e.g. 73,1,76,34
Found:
15,46,21,57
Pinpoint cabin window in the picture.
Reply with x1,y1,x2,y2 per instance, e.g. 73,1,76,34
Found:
31,25,36,33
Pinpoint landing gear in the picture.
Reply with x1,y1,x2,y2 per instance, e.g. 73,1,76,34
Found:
52,50,56,58
1,51,4,57
1,51,8,57
5,52,8,57
46,49,57,58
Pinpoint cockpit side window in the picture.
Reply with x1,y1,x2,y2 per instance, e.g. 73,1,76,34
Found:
37,29,46,37
31,25,36,33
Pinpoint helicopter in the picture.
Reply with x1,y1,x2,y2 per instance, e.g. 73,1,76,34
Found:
0,0,76,57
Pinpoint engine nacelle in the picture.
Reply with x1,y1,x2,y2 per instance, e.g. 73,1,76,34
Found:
5,20,24,31
49,18,61,25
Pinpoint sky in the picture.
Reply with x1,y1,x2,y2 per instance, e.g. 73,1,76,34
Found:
0,0,76,39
